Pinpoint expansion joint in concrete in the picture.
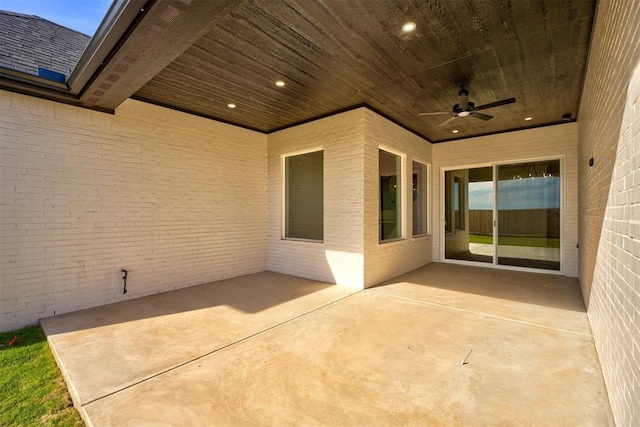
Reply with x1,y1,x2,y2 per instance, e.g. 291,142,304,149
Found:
82,290,363,407
376,292,593,337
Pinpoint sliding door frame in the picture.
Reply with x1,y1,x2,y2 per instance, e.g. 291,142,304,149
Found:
440,155,565,275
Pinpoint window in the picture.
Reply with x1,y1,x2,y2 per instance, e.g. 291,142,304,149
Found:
379,149,402,241
284,150,323,241
412,161,428,236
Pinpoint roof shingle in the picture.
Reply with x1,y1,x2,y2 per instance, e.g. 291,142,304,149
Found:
0,10,91,78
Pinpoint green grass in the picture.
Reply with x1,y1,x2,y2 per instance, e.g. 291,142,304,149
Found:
0,326,84,427
469,234,560,248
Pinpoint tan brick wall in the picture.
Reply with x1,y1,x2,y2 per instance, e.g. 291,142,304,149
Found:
578,0,640,424
267,109,366,287
432,124,579,277
363,110,433,287
0,92,267,331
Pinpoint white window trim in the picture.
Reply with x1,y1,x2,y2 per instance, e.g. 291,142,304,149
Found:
411,159,431,238
378,145,406,243
281,147,324,242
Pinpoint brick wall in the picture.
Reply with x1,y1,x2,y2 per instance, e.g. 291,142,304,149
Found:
268,108,433,288
578,0,640,424
0,91,267,331
267,109,366,287
363,110,433,287
432,123,579,277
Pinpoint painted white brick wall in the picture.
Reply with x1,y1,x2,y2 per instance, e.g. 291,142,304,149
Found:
578,0,640,424
268,108,433,288
267,109,366,287
0,91,267,331
363,110,433,286
432,124,579,277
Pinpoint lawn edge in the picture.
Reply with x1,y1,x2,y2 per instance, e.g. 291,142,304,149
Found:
40,319,93,427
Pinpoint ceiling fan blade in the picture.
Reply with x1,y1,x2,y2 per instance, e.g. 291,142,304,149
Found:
471,112,493,121
418,111,452,116
438,116,458,127
474,97,516,111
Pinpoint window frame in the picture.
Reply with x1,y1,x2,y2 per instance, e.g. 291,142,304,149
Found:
281,147,324,242
378,147,405,243
411,160,430,237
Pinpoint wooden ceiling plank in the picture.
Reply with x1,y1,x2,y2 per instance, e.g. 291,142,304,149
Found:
133,0,596,142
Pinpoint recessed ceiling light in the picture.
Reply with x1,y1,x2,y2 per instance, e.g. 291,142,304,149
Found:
275,80,286,87
524,117,533,121
228,103,236,109
452,130,459,134
402,22,416,33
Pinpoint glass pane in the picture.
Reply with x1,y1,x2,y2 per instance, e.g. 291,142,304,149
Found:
380,150,401,241
497,160,560,270
468,167,494,262
285,151,323,240
445,167,493,263
453,177,464,230
412,161,428,236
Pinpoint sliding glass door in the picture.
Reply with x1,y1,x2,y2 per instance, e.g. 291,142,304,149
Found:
444,159,561,271
496,160,561,270
444,167,493,263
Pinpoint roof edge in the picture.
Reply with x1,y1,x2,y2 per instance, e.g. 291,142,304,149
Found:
0,9,92,37
0,0,152,100
67,0,153,95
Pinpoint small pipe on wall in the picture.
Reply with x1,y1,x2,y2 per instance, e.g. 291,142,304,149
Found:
121,269,128,295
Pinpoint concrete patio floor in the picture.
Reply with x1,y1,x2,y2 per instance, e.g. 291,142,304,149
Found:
40,264,613,426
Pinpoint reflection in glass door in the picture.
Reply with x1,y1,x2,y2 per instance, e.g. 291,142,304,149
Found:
444,167,493,263
444,159,561,271
496,160,561,270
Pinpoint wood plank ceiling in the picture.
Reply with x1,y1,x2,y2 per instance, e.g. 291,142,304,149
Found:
133,0,595,143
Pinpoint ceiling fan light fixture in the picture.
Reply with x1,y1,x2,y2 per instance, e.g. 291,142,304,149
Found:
402,22,416,32
419,88,515,126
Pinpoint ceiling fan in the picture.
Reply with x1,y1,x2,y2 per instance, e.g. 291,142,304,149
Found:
418,87,516,127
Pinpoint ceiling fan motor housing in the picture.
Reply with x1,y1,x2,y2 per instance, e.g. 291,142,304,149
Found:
453,101,474,113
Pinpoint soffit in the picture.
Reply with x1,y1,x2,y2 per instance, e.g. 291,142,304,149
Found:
133,0,595,142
